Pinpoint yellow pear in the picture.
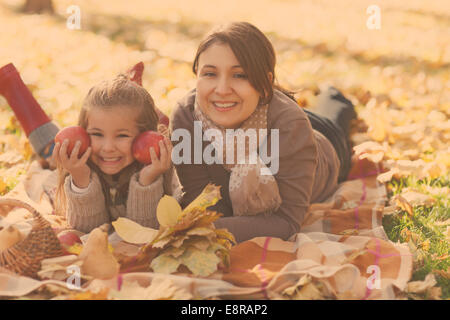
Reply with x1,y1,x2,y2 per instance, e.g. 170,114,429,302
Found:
79,227,119,280
0,225,24,251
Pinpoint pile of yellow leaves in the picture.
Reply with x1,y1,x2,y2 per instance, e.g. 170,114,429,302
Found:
113,184,236,277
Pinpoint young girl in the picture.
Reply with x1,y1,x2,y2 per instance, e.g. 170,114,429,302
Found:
52,74,177,233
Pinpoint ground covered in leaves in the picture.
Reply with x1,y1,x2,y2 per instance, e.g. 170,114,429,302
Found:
0,0,449,299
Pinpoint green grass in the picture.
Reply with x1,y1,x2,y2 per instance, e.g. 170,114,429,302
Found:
382,175,450,299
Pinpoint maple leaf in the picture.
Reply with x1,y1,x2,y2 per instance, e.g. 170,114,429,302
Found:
144,184,234,277
119,245,158,273
150,253,181,274
181,184,222,217
178,246,221,277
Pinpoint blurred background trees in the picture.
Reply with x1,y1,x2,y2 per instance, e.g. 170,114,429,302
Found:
23,0,53,14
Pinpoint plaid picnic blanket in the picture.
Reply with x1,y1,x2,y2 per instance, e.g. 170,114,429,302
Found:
0,153,413,300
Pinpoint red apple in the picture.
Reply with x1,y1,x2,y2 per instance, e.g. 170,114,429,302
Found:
57,230,83,256
132,131,165,165
55,126,90,157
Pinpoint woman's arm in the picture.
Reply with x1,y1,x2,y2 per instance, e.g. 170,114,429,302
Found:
214,214,296,243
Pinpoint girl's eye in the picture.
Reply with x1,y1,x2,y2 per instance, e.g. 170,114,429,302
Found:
89,133,102,137
202,72,216,77
118,134,129,138
234,73,248,79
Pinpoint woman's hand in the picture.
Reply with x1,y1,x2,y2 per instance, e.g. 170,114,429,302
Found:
52,139,92,188
138,137,173,186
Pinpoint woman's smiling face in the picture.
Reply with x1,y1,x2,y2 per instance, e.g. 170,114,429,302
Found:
86,106,140,175
195,42,261,129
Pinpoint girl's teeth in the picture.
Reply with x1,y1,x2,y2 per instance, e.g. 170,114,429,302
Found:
214,102,236,108
103,157,120,161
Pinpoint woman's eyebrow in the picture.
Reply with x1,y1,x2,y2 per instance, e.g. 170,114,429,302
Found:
201,64,242,69
201,64,217,69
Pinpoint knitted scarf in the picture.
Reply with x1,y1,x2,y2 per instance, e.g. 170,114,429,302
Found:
193,98,281,216
90,160,143,220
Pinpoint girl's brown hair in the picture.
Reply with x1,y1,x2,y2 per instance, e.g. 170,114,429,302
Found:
192,22,293,105
55,74,159,215
78,74,159,132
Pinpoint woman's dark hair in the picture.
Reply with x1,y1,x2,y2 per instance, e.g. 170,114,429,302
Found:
193,22,294,105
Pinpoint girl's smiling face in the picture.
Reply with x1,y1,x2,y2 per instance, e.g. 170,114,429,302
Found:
195,42,261,129
86,106,140,175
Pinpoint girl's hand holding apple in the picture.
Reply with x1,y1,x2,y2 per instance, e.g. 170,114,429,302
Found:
137,136,173,186
52,126,92,189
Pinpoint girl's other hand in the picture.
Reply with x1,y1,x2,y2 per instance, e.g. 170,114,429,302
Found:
138,137,173,186
52,139,92,188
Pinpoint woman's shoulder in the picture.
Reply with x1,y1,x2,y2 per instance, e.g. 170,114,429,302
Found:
170,89,196,131
268,89,309,128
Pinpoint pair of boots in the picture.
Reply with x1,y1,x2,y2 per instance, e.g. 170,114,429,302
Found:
0,62,169,168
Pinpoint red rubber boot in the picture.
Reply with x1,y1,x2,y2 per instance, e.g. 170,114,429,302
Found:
0,63,59,158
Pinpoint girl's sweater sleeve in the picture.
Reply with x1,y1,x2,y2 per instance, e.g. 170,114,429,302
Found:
64,172,109,234
126,171,165,229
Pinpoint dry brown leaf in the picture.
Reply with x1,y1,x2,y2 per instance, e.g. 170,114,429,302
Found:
382,205,397,216
399,190,436,207
395,195,414,216
427,286,442,300
292,282,326,300
407,274,437,293
433,267,450,279
38,258,83,282
181,184,222,217
377,168,399,183
282,274,312,296
147,185,232,277
353,141,386,163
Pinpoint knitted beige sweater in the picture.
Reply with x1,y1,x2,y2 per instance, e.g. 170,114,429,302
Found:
64,167,181,234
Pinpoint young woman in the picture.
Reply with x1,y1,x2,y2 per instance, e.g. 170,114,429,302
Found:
171,22,356,243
